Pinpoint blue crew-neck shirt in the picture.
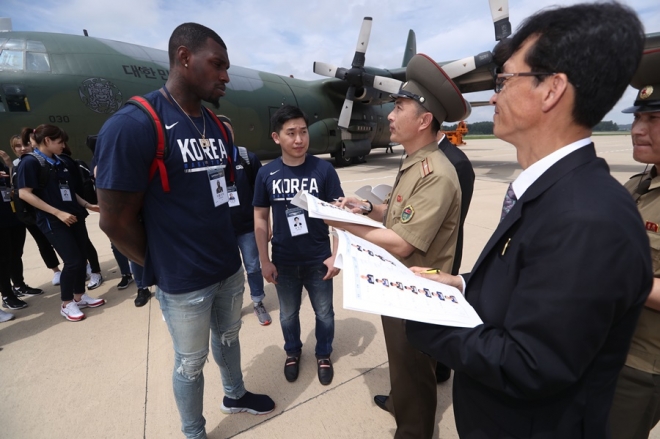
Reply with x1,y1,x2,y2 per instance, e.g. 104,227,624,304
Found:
253,155,343,265
95,89,241,294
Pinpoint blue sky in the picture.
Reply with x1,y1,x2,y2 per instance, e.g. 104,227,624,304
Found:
2,0,659,124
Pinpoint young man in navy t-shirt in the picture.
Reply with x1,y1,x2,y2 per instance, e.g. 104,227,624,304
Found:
253,105,344,386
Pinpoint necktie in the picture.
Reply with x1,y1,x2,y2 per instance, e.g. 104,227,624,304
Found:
500,183,517,221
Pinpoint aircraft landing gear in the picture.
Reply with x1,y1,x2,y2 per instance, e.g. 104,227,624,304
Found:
334,146,353,167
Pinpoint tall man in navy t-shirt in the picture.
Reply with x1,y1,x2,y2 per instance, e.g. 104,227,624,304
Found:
94,23,274,439
253,105,344,386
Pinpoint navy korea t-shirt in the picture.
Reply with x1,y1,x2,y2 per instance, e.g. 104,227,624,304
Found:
253,155,344,265
94,89,241,294
16,152,87,232
230,147,262,236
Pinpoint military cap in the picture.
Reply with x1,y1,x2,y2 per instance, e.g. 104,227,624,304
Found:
622,47,660,114
391,53,471,123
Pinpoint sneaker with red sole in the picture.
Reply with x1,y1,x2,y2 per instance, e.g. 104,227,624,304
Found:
74,293,106,309
61,301,85,322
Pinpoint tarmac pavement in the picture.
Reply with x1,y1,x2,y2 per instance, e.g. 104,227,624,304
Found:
1,135,658,438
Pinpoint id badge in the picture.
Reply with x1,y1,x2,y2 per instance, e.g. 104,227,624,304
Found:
228,185,240,207
0,186,10,202
208,167,228,207
286,207,308,236
59,183,73,202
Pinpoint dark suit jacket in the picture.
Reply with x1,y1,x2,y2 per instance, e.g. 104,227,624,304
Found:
407,145,653,438
438,137,475,275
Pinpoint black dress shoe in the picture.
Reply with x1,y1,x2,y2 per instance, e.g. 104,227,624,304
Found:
374,394,389,412
284,355,300,382
317,358,333,385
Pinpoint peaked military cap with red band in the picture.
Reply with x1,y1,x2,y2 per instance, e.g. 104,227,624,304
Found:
390,53,471,123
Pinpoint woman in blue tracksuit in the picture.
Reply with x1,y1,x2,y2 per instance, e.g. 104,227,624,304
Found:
16,125,106,321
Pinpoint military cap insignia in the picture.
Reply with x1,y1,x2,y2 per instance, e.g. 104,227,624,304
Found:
401,205,414,223
640,86,654,100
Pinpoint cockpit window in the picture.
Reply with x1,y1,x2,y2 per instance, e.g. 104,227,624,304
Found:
0,39,50,72
4,39,26,50
26,52,50,72
26,41,46,51
0,50,24,70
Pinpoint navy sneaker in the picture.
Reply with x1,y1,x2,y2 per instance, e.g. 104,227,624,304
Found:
2,295,28,310
117,274,133,290
220,391,275,415
14,284,44,297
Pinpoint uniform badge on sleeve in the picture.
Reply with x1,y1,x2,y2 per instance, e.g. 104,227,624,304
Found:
645,221,659,233
401,205,414,223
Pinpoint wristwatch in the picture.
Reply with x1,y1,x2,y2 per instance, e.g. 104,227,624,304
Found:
362,199,373,215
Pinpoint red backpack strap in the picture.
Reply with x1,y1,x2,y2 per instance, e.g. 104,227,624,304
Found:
205,108,235,185
126,96,170,193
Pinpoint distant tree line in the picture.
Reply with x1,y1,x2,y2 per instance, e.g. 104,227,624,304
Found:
442,120,625,135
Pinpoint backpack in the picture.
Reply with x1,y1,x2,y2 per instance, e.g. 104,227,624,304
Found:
11,152,51,225
126,95,235,192
75,159,97,204
235,146,256,190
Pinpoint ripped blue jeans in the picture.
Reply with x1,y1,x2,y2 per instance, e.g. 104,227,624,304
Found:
156,268,246,439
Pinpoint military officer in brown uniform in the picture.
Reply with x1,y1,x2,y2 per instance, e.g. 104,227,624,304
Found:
330,54,471,439
609,55,660,439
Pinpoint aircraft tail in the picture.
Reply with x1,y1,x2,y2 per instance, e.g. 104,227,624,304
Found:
401,30,416,68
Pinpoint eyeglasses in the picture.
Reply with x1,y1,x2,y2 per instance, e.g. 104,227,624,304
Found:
494,72,556,93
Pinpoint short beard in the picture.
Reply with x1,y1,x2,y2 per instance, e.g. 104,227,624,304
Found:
204,97,220,109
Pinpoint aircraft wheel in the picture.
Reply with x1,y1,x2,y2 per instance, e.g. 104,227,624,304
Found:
351,155,366,164
334,149,353,167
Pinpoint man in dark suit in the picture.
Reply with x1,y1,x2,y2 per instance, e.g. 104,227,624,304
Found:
406,3,653,438
436,133,475,382
437,135,474,282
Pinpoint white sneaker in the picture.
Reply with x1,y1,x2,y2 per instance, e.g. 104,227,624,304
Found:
0,309,15,323
52,271,61,286
61,301,85,321
87,273,103,290
86,263,92,281
75,293,105,309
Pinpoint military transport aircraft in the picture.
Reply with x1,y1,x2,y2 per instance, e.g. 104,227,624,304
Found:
0,0,512,166
0,2,657,166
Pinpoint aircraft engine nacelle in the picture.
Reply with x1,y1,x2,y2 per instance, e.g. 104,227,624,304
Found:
352,86,394,107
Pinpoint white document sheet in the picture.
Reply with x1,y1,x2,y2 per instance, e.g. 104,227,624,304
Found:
334,229,483,328
290,191,386,229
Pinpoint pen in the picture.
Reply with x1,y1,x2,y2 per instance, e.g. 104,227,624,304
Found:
421,269,441,274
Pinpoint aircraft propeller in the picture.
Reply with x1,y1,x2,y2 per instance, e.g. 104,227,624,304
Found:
489,0,512,41
313,17,402,129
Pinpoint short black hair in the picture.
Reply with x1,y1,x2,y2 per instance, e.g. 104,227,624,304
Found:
271,105,309,134
168,23,226,65
506,2,644,128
